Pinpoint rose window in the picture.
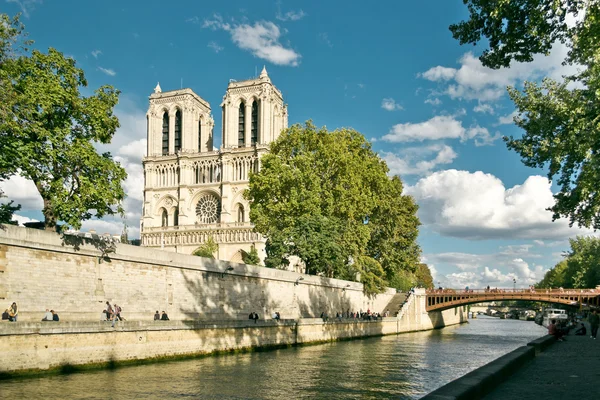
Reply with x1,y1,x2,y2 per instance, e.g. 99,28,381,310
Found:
196,194,220,224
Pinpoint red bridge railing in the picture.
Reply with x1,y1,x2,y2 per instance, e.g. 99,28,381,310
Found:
425,288,600,311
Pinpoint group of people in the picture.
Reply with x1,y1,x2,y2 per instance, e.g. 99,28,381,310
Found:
41,309,59,321
319,309,386,322
102,301,125,327
154,311,170,320
548,309,600,341
1,302,18,322
248,312,259,323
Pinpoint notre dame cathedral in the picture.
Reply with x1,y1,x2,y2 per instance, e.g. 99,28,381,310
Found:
140,67,288,264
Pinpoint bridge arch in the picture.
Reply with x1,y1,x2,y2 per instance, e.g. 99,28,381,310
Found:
426,289,600,312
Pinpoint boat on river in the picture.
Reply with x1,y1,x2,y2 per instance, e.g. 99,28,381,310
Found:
542,308,568,327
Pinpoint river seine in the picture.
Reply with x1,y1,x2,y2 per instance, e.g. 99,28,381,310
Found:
2,316,546,399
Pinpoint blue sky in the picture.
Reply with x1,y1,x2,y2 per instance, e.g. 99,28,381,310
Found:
2,0,594,289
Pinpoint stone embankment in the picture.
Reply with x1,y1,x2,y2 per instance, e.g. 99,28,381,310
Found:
0,225,468,376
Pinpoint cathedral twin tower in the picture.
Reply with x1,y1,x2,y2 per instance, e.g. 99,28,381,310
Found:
141,67,288,264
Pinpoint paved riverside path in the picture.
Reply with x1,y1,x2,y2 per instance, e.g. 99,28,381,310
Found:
483,333,600,399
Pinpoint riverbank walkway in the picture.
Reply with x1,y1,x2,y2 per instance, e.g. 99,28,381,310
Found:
483,333,600,399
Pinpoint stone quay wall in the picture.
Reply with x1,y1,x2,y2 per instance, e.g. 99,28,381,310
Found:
0,225,467,374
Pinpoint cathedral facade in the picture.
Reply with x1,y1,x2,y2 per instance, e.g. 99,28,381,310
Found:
140,68,288,264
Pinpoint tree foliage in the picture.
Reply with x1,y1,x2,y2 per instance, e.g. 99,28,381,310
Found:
246,122,421,294
451,1,600,229
415,263,434,289
242,244,261,265
0,13,126,230
0,195,20,225
537,236,600,289
193,236,218,259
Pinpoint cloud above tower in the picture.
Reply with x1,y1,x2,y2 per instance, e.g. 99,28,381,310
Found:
201,14,301,66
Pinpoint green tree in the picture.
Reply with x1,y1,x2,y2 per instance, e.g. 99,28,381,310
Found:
563,236,600,288
193,236,218,259
536,259,569,289
246,121,421,294
0,13,126,230
536,236,600,289
242,244,261,265
450,1,600,229
415,263,434,289
0,196,20,225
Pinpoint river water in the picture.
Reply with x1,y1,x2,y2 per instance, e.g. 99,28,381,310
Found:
2,316,547,399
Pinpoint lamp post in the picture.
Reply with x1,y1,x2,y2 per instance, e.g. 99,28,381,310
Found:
513,278,516,291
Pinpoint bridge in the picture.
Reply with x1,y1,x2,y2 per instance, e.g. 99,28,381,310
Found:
425,288,600,312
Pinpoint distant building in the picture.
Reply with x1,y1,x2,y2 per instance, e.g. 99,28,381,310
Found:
140,67,288,264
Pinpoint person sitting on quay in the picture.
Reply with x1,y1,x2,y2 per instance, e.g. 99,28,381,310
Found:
253,312,259,323
161,311,169,321
42,309,53,321
8,302,18,322
271,311,281,321
548,319,566,341
154,311,160,321
575,323,587,336
51,310,59,322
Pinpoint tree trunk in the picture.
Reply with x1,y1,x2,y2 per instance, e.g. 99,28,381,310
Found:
42,196,56,231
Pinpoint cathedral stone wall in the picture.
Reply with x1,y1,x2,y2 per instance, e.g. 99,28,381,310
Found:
141,68,288,265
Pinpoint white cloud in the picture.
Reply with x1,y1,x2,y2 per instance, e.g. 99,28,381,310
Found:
383,115,463,142
420,66,456,81
424,98,442,106
382,144,457,176
319,32,333,48
382,115,500,146
276,9,306,21
473,103,494,114
497,111,518,125
420,43,580,102
406,170,596,240
98,67,116,76
428,250,548,288
208,41,224,53
91,49,102,59
203,15,300,66
186,16,200,24
11,213,38,226
381,98,403,111
6,0,42,18
0,174,42,210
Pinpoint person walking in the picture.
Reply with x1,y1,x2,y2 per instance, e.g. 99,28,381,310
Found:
589,309,599,339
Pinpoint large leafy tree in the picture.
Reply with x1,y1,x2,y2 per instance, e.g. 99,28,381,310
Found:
246,122,421,294
0,13,126,230
536,237,600,289
450,1,600,229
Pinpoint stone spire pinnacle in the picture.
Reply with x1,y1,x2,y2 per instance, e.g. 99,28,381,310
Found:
260,66,268,78
154,82,162,93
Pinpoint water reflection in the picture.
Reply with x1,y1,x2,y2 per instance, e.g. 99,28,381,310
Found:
2,316,547,399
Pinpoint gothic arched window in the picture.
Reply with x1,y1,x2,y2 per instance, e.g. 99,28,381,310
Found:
198,119,202,152
173,207,179,226
238,102,245,148
161,208,168,227
251,100,258,145
174,109,182,153
162,112,169,155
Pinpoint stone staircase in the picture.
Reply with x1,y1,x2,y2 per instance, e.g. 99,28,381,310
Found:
382,292,408,316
